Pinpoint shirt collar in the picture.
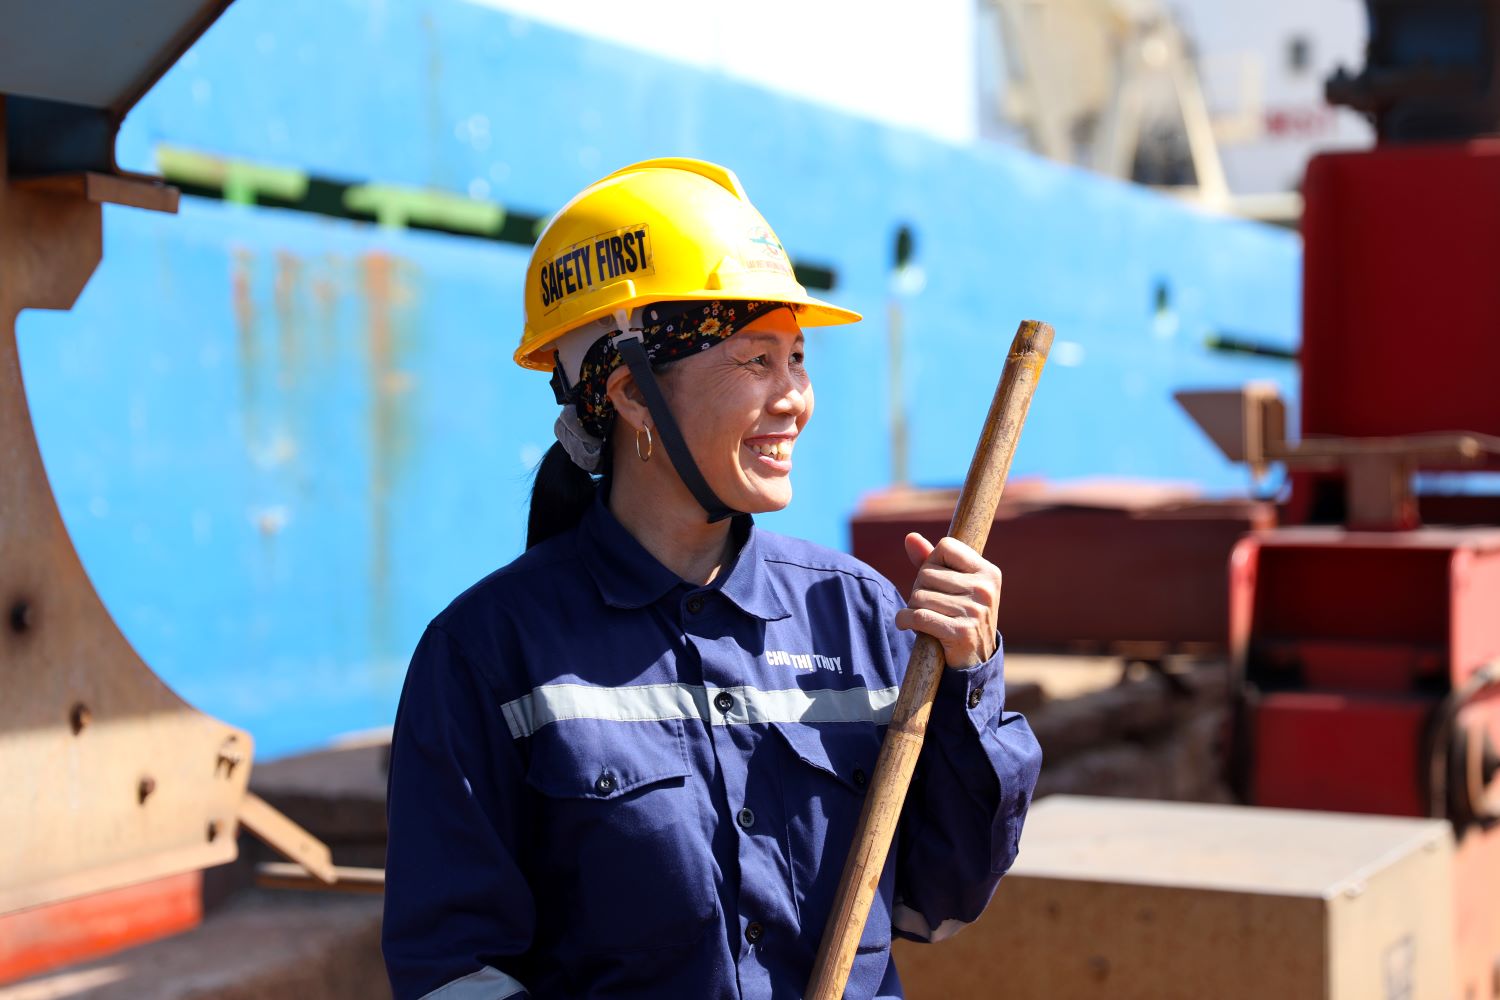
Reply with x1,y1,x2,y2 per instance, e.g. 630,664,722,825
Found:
578,496,791,621
715,515,792,622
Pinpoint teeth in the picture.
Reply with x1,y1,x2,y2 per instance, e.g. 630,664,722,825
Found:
750,441,793,461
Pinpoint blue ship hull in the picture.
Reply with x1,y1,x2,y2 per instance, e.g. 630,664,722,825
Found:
15,0,1299,757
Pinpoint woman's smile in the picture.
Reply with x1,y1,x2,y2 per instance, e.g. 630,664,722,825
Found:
744,433,796,471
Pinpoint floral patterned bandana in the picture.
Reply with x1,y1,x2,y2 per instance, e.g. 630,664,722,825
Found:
555,299,790,440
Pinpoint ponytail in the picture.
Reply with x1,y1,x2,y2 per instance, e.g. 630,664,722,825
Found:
527,441,607,549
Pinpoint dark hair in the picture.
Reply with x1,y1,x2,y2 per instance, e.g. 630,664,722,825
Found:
527,441,610,549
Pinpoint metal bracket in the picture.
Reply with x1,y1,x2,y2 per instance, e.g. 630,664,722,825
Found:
1176,385,1500,529
14,171,179,213
256,862,385,895
237,793,337,886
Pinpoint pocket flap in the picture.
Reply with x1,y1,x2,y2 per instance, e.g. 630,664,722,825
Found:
771,720,881,793
525,717,690,799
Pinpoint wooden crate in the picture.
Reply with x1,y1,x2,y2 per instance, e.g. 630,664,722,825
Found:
894,796,1454,1000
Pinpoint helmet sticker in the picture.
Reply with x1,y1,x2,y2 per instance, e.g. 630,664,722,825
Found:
537,223,655,311
745,225,794,278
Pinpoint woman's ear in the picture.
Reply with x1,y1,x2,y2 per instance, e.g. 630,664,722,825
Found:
606,366,651,434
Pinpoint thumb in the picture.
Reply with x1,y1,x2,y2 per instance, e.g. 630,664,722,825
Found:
904,531,935,570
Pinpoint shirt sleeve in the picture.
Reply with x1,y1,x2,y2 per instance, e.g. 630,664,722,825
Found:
877,585,1044,944
383,625,535,999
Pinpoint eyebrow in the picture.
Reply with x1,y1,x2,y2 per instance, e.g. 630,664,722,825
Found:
737,332,805,346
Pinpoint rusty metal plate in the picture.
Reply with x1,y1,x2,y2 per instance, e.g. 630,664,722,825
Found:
0,108,253,916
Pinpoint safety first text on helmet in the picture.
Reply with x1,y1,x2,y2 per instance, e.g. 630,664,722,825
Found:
538,224,655,311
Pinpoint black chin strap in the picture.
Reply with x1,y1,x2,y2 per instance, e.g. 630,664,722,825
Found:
614,333,739,523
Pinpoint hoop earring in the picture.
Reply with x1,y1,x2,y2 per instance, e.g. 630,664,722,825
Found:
635,425,654,462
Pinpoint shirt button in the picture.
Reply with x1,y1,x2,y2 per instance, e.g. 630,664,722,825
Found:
853,768,867,788
745,921,764,944
686,596,705,614
595,773,615,795
967,684,986,710
714,691,734,713
737,807,756,829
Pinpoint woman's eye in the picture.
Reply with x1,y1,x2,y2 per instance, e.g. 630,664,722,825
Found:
791,352,806,367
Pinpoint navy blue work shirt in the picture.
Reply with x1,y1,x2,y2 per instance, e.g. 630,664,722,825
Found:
382,497,1042,999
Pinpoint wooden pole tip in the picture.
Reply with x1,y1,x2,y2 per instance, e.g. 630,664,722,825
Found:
1012,319,1055,358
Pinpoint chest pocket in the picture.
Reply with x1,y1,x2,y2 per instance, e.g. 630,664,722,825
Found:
772,720,893,955
524,717,716,956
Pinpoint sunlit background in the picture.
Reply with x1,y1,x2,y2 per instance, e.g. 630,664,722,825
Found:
17,0,1353,757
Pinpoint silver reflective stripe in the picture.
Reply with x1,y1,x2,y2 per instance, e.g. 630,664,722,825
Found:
891,902,970,943
420,966,526,999
500,682,900,739
500,682,708,738
713,683,900,727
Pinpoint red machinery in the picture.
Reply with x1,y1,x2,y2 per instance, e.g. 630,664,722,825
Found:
1210,5,1500,995
855,2,1500,994
852,481,1270,659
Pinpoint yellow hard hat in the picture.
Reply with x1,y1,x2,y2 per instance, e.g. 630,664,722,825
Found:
515,157,862,371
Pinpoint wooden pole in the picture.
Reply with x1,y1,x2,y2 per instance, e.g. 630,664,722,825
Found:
805,319,1053,999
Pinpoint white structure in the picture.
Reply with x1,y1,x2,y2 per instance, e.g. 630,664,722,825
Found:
469,0,1373,203
1175,0,1372,194
467,0,982,145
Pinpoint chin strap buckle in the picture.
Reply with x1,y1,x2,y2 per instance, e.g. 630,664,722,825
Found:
609,308,644,346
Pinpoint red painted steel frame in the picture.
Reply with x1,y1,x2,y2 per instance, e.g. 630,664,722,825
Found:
851,491,1271,653
1233,528,1500,689
0,872,202,984
1234,528,1500,997
1302,142,1500,447
1251,692,1432,816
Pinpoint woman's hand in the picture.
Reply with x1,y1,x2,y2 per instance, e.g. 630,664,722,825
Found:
893,532,1002,669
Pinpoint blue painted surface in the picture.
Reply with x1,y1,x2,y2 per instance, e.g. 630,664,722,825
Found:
16,0,1300,757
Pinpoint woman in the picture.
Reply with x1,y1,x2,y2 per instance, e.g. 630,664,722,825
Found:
382,158,1042,999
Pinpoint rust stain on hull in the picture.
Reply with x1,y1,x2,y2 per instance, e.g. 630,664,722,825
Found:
361,252,416,673
274,251,303,372
231,247,260,449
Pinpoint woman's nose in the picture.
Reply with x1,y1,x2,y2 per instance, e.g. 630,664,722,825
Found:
771,374,809,416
